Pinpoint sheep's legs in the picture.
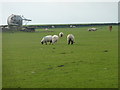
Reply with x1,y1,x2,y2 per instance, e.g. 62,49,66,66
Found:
68,39,74,45
49,40,52,45
45,41,47,45
68,39,71,45
71,41,74,45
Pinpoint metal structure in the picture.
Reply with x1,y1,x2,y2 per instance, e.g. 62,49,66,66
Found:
6,14,32,31
7,14,23,26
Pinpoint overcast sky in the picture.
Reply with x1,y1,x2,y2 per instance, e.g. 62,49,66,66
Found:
0,0,119,25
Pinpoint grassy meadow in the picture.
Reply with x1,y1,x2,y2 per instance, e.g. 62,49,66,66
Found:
2,25,118,88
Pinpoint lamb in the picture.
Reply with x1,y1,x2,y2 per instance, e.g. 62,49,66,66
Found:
59,32,64,37
52,35,59,44
41,35,52,45
67,34,75,45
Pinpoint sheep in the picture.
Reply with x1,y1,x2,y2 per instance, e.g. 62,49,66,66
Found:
88,28,92,31
67,34,75,45
70,25,73,28
51,25,55,28
52,35,59,44
91,28,97,31
88,28,97,31
70,25,76,28
72,26,76,28
59,32,64,37
41,35,52,45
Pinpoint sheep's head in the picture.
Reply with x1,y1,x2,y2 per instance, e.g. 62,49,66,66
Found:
41,41,43,44
61,34,63,37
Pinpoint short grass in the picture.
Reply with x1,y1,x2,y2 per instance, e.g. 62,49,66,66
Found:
2,25,118,88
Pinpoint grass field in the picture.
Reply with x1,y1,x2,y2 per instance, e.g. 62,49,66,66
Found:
2,25,118,88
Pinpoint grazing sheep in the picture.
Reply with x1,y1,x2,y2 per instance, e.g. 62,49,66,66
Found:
70,25,76,28
70,25,73,28
67,34,75,45
88,28,97,31
88,28,92,31
51,25,55,28
52,35,59,44
59,32,64,37
92,28,97,31
72,26,76,28
41,35,52,45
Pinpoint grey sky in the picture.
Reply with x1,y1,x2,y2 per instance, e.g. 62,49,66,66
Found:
0,1,119,25
118,2,120,22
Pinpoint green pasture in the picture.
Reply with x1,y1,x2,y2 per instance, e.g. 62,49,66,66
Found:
2,25,118,88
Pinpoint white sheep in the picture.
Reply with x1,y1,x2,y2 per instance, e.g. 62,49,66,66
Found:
88,28,92,31
41,35,52,45
67,34,75,45
91,28,97,31
59,32,64,37
88,28,97,31
72,26,76,28
51,25,55,28
52,35,59,44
